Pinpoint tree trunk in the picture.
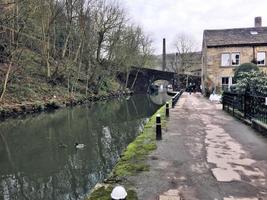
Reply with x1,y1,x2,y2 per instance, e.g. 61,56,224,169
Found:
130,69,140,90
125,66,130,89
74,40,82,63
85,63,90,97
0,63,12,102
62,32,71,59
46,36,51,78
96,32,104,63
72,41,84,95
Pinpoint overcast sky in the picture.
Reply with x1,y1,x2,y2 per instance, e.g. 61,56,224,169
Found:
119,0,267,54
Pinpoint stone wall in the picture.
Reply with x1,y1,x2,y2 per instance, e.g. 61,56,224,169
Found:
202,46,267,93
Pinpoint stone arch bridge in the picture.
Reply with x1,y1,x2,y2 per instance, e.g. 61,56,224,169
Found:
118,66,201,93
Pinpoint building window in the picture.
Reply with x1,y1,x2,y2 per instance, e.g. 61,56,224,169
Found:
231,53,240,66
221,77,229,91
257,52,265,66
221,53,230,66
221,53,240,66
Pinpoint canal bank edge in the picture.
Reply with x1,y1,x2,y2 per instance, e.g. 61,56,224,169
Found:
86,105,167,200
0,90,133,121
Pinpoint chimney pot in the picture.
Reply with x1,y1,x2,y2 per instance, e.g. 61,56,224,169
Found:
255,17,262,28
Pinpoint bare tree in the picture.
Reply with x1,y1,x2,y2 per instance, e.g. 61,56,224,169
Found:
173,33,197,74
93,0,125,64
0,0,154,102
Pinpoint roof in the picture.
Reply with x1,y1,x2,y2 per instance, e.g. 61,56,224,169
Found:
203,27,267,47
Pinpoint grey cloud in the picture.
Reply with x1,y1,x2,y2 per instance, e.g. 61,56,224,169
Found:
120,0,267,54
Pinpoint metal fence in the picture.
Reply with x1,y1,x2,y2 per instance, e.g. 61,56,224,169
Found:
171,90,183,108
222,92,267,124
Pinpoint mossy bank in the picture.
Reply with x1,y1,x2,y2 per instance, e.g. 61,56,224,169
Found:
0,89,132,120
86,105,167,200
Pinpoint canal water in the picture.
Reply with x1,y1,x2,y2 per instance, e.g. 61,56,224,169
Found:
0,92,170,200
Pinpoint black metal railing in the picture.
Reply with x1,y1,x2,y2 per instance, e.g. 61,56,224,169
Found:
222,92,267,124
172,90,183,108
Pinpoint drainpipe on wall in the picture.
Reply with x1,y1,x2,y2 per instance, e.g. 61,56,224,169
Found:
252,46,256,64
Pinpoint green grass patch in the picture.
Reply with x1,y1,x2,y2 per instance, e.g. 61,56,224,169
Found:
87,105,167,200
113,105,165,177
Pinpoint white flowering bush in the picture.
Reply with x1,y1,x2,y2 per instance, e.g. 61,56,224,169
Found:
234,71,267,95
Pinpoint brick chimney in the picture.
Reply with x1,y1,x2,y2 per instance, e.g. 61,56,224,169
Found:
162,38,166,71
255,17,262,28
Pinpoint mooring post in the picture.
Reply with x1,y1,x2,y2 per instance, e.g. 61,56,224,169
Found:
166,102,169,117
172,97,175,108
111,186,127,200
156,114,162,140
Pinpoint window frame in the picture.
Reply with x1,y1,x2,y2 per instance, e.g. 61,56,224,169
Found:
220,52,241,67
221,77,229,85
231,52,240,66
221,53,231,67
221,77,230,91
256,51,266,66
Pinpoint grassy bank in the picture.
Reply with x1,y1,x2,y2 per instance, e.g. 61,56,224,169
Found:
0,88,131,120
87,105,167,200
0,50,132,120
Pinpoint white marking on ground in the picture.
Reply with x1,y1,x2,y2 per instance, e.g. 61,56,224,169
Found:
201,114,266,185
224,197,258,200
159,189,181,200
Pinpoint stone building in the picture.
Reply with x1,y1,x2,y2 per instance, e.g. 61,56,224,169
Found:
202,17,267,93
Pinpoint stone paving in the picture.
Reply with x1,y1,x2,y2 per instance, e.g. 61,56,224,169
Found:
128,93,267,200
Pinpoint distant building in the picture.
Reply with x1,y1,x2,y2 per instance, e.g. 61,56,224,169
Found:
202,17,267,93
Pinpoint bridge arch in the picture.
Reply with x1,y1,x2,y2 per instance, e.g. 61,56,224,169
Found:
122,67,176,93
118,66,201,93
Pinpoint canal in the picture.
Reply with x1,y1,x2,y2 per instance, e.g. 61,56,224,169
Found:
0,92,170,200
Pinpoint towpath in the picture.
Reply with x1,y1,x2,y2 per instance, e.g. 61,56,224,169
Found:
129,92,267,200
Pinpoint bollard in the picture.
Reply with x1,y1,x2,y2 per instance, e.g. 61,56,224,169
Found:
166,102,169,117
111,186,127,200
156,114,162,140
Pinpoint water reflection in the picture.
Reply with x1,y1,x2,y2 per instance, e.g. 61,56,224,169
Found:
149,91,172,105
0,93,170,200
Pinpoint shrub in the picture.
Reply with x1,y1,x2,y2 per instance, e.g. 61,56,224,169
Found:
234,71,267,95
234,63,259,81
